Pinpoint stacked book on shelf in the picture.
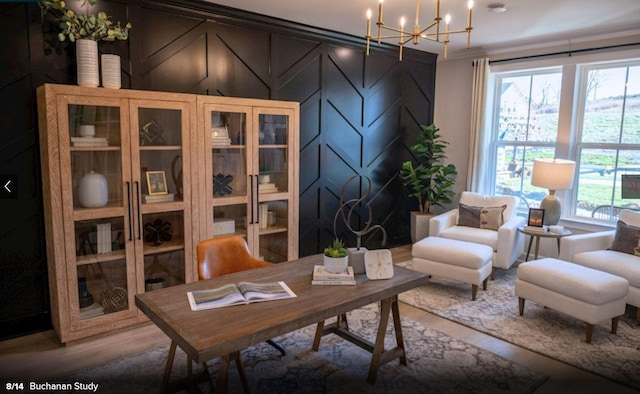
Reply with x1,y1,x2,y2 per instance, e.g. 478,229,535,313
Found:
524,225,549,233
211,127,231,146
311,265,355,285
71,137,108,147
96,222,112,254
143,193,175,203
258,183,278,193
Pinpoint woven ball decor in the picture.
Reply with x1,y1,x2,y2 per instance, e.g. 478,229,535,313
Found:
101,287,128,313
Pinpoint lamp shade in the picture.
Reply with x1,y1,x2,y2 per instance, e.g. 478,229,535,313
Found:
531,158,576,191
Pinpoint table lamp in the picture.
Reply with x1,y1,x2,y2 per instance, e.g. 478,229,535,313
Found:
531,158,576,225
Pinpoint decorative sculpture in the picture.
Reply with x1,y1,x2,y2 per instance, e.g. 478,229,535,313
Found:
334,175,387,249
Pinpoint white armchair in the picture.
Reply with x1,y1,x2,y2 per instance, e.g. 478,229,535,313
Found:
559,210,640,324
429,192,526,276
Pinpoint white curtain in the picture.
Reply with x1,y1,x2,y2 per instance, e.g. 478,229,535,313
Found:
467,58,491,193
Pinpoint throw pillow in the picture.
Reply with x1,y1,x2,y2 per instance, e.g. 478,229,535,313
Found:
609,220,640,255
458,203,481,228
479,205,507,230
458,203,506,230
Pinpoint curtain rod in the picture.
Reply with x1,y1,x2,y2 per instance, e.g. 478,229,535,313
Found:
488,42,640,65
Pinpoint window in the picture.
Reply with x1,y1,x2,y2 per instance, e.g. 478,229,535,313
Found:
574,62,640,221
487,56,640,223
491,68,563,210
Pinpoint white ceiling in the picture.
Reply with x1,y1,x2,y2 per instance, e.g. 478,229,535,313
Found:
206,0,640,59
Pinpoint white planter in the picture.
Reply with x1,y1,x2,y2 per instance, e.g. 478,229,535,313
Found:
410,212,432,243
77,124,95,137
78,171,108,208
76,39,99,87
323,255,348,274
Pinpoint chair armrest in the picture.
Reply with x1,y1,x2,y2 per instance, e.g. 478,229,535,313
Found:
495,216,527,268
559,231,615,261
429,209,458,237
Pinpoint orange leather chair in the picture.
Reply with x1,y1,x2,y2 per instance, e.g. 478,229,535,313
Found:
197,235,285,356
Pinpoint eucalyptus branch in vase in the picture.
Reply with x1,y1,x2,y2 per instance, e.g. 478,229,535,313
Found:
40,0,131,42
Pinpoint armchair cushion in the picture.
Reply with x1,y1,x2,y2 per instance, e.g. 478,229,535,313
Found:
458,203,507,231
609,220,640,255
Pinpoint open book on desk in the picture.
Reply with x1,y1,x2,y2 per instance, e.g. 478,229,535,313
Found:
187,281,296,311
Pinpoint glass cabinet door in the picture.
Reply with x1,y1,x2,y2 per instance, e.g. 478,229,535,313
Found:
255,109,296,262
129,100,194,293
58,97,137,325
204,104,252,240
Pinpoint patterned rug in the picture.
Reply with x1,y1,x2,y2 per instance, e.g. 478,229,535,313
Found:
397,260,640,391
61,303,547,393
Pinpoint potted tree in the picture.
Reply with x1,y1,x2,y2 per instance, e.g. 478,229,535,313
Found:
399,124,457,242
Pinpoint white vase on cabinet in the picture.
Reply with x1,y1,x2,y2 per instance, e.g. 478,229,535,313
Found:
77,171,108,208
76,39,99,87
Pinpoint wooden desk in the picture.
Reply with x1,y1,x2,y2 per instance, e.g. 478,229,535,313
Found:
135,254,429,392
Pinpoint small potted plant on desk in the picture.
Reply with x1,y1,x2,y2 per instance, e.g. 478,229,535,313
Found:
323,238,348,273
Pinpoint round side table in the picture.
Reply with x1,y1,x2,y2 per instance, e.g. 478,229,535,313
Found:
517,227,572,261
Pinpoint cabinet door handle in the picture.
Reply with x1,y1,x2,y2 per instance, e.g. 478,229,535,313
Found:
135,181,142,240
255,174,260,225
126,182,133,241
249,175,254,224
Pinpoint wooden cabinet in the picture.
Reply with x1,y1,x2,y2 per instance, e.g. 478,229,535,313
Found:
197,96,299,262
37,84,197,342
37,84,299,342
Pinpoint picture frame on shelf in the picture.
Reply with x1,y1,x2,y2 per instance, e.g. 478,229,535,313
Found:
147,171,168,195
527,208,545,227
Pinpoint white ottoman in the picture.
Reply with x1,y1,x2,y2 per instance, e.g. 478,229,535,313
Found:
516,258,629,343
412,237,493,300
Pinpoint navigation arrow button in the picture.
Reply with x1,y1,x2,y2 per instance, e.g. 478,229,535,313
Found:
0,175,17,199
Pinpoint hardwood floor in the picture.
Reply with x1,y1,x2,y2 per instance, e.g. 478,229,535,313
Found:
0,246,636,393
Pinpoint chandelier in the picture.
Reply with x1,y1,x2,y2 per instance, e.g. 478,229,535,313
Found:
365,0,474,60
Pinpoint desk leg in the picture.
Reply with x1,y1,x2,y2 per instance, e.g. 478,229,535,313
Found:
161,341,178,393
368,295,406,384
215,351,249,394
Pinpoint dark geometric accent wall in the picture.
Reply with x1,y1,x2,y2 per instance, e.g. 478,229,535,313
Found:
0,0,436,339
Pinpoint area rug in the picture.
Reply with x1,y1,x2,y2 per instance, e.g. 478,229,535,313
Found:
59,303,546,393
397,260,640,390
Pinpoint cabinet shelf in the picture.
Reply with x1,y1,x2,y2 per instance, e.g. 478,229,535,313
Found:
139,145,182,151
70,146,121,152
259,225,287,235
73,205,125,221
143,239,184,255
76,250,126,266
259,144,287,149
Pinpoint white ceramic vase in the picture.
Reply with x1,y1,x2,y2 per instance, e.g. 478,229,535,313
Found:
101,54,121,89
78,171,108,208
323,255,348,274
76,39,100,87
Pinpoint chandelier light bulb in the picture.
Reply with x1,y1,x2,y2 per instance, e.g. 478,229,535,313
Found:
445,14,451,24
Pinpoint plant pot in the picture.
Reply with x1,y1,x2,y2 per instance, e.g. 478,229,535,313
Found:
410,211,433,243
76,39,99,87
323,255,348,274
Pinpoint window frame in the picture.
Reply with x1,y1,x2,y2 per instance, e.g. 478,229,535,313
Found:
485,53,640,228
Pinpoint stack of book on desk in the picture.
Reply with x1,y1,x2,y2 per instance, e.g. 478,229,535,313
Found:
311,265,355,285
